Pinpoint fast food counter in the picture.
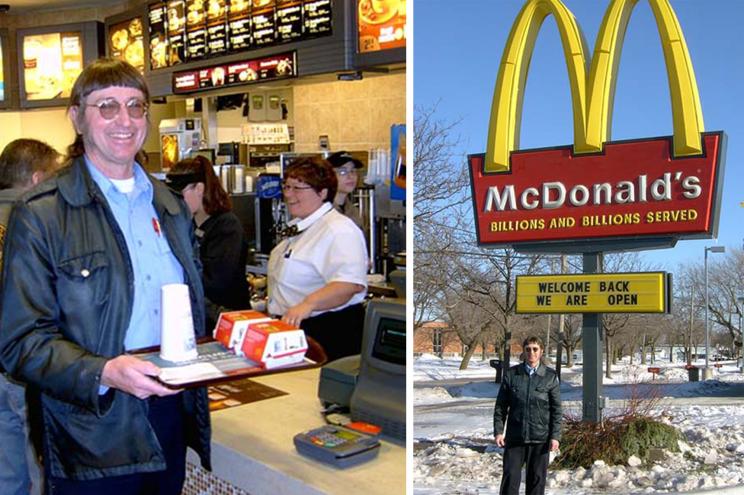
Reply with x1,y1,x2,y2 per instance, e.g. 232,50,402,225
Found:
184,368,405,495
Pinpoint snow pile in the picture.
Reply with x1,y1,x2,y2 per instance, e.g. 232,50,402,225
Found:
413,386,452,405
414,412,744,494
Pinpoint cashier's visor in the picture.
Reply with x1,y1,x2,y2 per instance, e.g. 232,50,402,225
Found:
165,171,205,193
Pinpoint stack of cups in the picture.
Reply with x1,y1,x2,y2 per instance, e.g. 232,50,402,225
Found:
160,283,198,362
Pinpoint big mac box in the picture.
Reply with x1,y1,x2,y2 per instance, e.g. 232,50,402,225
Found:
213,310,273,353
240,320,308,369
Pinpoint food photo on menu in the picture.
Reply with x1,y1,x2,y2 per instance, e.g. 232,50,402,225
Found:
110,18,145,72
207,0,226,19
187,0,206,26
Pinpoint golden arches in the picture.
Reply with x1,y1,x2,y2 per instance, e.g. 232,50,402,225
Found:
485,0,705,173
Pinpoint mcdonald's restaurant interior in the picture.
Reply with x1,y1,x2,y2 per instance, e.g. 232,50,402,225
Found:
0,0,406,493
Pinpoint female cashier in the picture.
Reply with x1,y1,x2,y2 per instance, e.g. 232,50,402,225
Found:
268,157,368,361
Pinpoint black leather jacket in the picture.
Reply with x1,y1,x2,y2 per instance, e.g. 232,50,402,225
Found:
0,157,211,479
493,363,562,445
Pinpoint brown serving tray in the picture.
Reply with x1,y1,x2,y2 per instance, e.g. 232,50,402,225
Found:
132,336,327,389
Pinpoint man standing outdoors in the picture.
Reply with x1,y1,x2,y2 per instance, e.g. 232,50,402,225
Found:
0,138,61,495
0,59,211,494
494,336,562,495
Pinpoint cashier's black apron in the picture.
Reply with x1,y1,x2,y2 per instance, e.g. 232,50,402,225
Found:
300,303,365,363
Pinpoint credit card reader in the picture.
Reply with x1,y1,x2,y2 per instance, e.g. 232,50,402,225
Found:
293,425,380,468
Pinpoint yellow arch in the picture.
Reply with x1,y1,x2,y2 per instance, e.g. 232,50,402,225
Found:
485,0,705,173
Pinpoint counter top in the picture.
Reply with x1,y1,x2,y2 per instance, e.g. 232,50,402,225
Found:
188,368,405,495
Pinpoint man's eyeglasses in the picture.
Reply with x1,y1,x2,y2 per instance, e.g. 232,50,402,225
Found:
524,347,541,353
336,167,358,177
85,98,148,120
281,183,314,193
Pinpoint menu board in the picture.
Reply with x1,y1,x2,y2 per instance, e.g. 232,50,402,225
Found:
357,0,406,53
276,0,303,43
149,3,169,69
109,18,145,73
173,51,296,94
167,0,187,65
227,0,252,51
251,0,277,47
185,0,208,60
206,0,228,56
22,32,83,101
303,0,332,36
148,0,331,70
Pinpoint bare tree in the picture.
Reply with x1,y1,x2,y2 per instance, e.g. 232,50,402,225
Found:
413,105,469,334
706,249,744,358
600,252,654,378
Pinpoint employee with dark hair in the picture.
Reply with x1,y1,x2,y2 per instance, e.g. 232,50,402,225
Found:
167,156,251,328
0,59,211,494
494,336,561,495
267,156,368,361
326,150,365,233
0,138,61,495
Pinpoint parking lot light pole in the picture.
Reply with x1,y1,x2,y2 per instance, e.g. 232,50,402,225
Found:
704,245,726,378
737,296,744,360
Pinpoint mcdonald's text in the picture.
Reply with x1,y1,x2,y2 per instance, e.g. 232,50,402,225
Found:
484,171,701,212
469,133,724,246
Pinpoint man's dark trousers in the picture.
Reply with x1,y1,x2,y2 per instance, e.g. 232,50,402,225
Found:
500,442,550,495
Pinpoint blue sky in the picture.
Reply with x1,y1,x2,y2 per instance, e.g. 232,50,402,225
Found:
414,0,744,271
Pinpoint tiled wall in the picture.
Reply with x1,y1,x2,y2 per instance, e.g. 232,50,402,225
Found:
292,72,405,153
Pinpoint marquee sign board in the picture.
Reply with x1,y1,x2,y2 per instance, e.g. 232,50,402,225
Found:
468,0,726,250
516,272,671,314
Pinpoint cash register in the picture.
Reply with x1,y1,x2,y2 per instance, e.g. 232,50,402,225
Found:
317,298,406,442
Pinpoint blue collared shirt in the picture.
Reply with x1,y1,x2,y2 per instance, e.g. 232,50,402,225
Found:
85,157,184,351
525,362,539,376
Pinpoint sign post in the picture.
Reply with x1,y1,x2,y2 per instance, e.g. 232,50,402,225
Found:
582,253,603,423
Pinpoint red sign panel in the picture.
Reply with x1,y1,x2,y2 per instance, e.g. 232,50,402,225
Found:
468,132,725,247
172,51,296,94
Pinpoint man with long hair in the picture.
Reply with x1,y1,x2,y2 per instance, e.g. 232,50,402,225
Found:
0,59,211,495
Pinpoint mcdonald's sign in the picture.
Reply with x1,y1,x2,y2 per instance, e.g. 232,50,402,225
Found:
468,0,726,249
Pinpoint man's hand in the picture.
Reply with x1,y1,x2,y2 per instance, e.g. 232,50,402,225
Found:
550,439,560,451
495,434,505,448
101,355,181,399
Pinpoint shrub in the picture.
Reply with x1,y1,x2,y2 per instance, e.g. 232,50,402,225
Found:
554,414,681,469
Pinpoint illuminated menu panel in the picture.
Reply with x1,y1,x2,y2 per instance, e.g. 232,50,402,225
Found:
109,17,145,73
303,0,331,36
22,32,83,101
149,3,169,69
206,0,228,56
251,0,277,47
167,0,187,65
227,0,252,51
185,0,207,60
173,51,296,94
357,0,406,53
276,0,303,43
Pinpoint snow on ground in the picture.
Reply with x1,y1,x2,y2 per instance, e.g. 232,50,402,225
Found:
414,353,744,494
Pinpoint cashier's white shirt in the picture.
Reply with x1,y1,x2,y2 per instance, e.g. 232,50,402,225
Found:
267,202,368,317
